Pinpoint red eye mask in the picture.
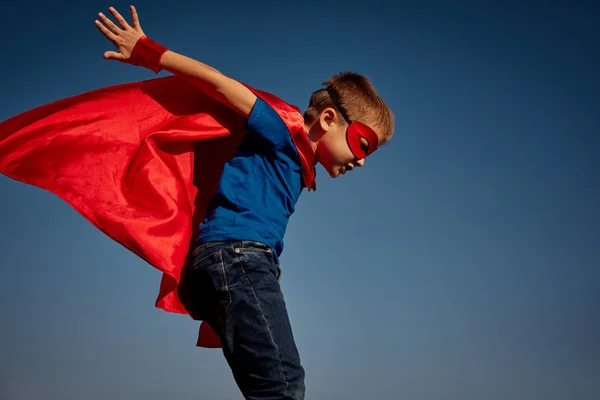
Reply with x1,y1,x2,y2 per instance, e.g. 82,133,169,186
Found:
323,86,379,159
347,121,379,159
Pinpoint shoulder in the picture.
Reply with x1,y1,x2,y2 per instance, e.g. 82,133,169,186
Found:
243,85,317,191
243,85,306,136
243,87,304,150
246,97,289,140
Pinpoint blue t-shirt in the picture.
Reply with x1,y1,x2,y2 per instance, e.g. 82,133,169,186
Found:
197,97,304,256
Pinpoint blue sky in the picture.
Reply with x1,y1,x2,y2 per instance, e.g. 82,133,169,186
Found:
1,1,599,399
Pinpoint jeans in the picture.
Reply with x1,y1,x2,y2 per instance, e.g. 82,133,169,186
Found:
178,240,306,400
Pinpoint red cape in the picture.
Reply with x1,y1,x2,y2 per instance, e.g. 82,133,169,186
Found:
0,75,316,348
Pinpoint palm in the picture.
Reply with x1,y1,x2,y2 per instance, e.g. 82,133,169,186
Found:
95,6,145,62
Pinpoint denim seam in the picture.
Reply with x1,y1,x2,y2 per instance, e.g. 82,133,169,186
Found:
238,254,289,396
219,251,232,321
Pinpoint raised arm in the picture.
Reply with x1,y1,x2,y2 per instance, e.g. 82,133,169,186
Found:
95,5,257,118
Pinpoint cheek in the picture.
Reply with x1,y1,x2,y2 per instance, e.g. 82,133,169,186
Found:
316,132,354,173
320,142,345,165
316,145,333,169
334,144,356,165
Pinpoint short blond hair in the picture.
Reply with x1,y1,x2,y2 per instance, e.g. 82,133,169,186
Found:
303,71,395,145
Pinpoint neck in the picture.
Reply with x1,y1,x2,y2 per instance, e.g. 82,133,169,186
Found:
304,121,319,153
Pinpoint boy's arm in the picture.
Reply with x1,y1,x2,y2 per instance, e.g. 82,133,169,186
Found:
95,5,257,118
159,52,257,118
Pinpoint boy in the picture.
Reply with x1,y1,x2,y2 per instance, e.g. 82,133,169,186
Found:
2,5,394,400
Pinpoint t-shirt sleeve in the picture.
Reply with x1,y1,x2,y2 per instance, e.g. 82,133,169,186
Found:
246,97,291,149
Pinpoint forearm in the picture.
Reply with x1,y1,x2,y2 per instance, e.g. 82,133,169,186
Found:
94,7,255,116
159,51,255,117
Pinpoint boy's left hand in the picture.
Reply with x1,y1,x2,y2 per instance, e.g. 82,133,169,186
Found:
95,5,145,62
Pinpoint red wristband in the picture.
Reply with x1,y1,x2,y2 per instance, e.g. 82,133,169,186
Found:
129,36,169,74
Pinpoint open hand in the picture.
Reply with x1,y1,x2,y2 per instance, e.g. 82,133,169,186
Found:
95,5,145,62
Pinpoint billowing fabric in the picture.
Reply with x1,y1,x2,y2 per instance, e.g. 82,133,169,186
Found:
0,75,316,347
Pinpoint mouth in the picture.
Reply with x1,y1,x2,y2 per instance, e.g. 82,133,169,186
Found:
341,165,353,175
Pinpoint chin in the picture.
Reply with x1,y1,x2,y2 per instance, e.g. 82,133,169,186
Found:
322,162,343,178
329,167,343,178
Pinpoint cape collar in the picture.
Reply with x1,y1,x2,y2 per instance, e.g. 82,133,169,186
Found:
289,126,317,191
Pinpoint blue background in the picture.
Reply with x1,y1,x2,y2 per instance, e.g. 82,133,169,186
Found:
1,1,599,399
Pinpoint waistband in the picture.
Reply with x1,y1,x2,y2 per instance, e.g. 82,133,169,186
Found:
192,240,273,258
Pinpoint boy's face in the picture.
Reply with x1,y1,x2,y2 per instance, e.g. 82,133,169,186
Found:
314,108,375,178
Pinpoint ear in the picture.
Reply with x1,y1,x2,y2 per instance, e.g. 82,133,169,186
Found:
319,107,338,132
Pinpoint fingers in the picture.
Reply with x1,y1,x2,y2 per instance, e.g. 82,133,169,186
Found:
104,51,126,61
94,6,142,63
97,12,122,35
130,5,141,30
95,19,118,42
108,6,131,30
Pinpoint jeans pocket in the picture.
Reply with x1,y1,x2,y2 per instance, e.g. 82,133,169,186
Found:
236,251,281,286
192,248,223,269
